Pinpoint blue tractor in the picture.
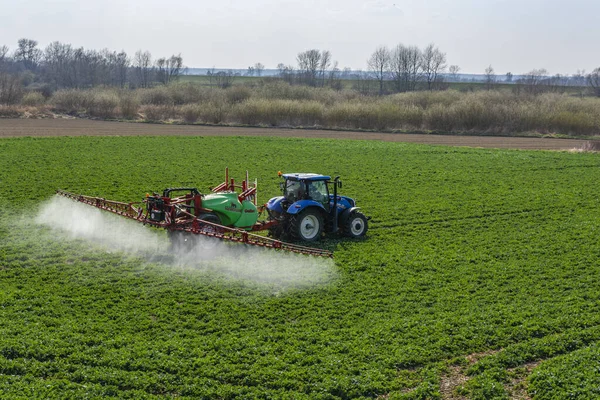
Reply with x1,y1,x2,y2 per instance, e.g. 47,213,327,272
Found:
266,173,369,241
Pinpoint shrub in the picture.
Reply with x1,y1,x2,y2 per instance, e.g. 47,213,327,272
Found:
199,102,229,124
51,89,93,113
138,86,173,105
226,85,252,104
88,90,119,118
0,73,24,105
423,104,455,131
233,99,322,126
0,105,20,117
21,92,46,106
179,104,202,123
141,104,176,121
118,91,140,119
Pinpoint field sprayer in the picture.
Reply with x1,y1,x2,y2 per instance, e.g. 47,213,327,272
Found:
56,169,369,258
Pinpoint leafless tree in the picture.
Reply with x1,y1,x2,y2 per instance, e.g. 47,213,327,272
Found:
277,63,295,84
14,38,42,71
389,44,422,92
367,46,390,95
448,65,460,82
213,70,237,88
519,68,548,95
327,60,343,90
587,68,600,97
110,51,130,88
0,45,9,71
505,72,513,83
351,70,375,95
245,66,255,76
133,50,153,88
421,43,446,90
156,54,184,85
254,62,265,77
44,41,75,87
319,50,332,87
297,49,321,86
545,74,569,93
484,65,496,90
0,72,23,104
570,70,586,86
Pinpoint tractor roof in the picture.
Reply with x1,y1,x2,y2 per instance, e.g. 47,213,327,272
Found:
282,173,331,182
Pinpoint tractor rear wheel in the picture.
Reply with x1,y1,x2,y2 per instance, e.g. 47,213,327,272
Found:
343,211,368,238
290,209,323,241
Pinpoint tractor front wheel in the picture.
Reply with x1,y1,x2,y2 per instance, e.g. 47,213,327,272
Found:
290,209,323,241
343,211,368,238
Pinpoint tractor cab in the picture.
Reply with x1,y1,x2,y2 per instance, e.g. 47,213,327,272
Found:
267,172,368,241
282,173,331,208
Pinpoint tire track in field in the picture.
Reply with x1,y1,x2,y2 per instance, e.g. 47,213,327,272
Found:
0,118,592,151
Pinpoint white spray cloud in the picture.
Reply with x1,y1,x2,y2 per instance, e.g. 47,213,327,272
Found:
36,196,336,290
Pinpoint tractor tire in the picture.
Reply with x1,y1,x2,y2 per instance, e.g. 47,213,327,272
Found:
289,209,324,242
343,211,368,238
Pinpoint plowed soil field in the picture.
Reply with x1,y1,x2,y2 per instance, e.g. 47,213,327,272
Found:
0,118,590,150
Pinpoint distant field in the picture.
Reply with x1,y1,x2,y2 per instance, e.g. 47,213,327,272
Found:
178,74,585,94
2,131,600,398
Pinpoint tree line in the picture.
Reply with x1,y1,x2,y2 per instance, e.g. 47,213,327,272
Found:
0,38,184,92
1,37,600,103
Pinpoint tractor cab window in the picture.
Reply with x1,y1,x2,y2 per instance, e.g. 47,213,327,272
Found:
307,180,329,207
284,180,305,202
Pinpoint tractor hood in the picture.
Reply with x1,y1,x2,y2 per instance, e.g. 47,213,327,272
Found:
266,196,285,214
330,195,356,211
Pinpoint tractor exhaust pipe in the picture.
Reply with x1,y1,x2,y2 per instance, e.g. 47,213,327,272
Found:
332,176,340,233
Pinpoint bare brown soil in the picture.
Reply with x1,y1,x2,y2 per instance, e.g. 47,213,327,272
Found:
0,118,592,151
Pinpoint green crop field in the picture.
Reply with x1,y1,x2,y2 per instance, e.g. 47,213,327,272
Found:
1,135,600,399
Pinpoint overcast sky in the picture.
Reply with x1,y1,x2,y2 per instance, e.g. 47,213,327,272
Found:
2,0,598,75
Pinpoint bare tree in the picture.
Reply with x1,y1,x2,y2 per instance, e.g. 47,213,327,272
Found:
111,51,130,88
254,62,265,77
214,70,237,88
297,49,321,86
448,65,460,82
351,70,375,95
367,46,390,95
505,72,513,83
327,60,343,90
44,41,74,87
245,66,255,76
156,54,184,85
319,50,332,87
519,68,548,95
0,45,8,71
133,50,153,88
587,68,600,97
571,70,586,86
484,65,496,90
421,43,446,90
277,63,295,84
0,72,23,104
14,38,42,71
389,44,422,92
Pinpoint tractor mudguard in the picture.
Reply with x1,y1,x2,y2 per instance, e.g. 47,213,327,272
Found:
286,200,327,215
266,196,285,214
339,207,362,225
